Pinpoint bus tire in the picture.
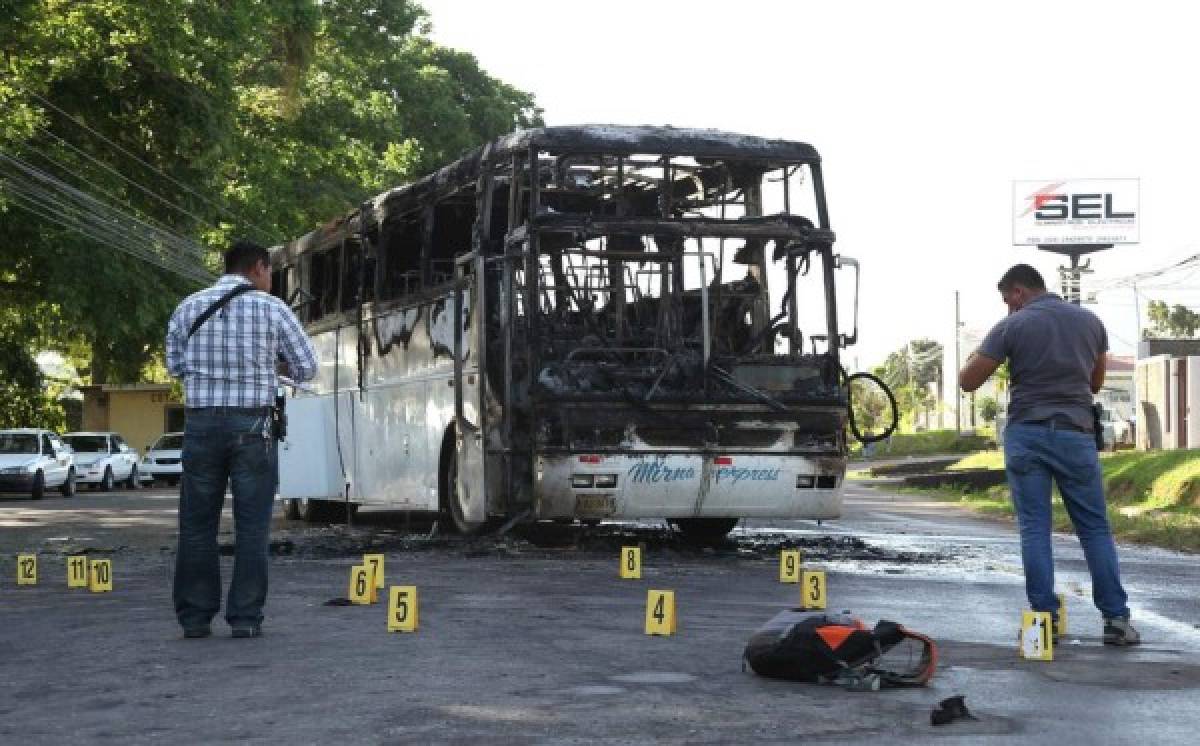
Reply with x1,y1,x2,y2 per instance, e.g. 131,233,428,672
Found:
440,430,487,535
670,517,738,544
295,498,356,523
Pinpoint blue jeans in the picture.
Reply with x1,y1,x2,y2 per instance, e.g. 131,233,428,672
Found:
1004,422,1130,619
174,409,278,630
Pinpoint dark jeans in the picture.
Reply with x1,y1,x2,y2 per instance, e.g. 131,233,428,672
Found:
174,409,277,630
1004,422,1130,620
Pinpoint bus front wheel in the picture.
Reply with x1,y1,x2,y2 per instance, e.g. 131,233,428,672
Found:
440,440,487,535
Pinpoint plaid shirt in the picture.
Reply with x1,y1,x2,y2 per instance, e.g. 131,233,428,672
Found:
166,274,317,408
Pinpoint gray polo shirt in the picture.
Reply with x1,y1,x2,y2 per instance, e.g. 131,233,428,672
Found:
977,293,1106,430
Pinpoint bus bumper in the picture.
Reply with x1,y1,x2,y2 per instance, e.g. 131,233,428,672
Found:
532,452,845,521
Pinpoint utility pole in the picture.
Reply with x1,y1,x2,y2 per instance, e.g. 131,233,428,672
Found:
954,290,961,434
1132,281,1142,347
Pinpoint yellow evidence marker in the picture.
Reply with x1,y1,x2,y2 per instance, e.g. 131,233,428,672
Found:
17,554,37,585
800,570,826,610
1055,593,1068,638
349,564,377,605
387,586,419,632
644,590,676,636
620,546,642,579
88,559,113,593
66,555,89,588
779,550,802,583
1019,610,1054,661
363,553,385,589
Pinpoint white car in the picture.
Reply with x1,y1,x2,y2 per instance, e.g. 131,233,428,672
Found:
1098,409,1134,450
63,432,141,490
0,429,76,499
141,432,184,486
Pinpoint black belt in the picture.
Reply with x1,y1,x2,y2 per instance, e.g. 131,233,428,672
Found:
187,406,272,416
1027,417,1090,433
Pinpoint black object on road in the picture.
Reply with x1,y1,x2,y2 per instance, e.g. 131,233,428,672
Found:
931,695,977,726
743,609,937,687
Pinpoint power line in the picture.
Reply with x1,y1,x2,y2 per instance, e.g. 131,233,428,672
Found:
0,152,215,285
0,152,212,276
24,88,277,244
2,189,210,286
2,189,203,283
1091,251,1200,291
11,139,208,262
31,126,219,244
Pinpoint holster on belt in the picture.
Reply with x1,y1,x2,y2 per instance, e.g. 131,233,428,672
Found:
272,389,288,441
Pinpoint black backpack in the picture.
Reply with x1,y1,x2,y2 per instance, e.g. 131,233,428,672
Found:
744,609,937,688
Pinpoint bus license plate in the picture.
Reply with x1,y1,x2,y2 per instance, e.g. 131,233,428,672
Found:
576,494,615,515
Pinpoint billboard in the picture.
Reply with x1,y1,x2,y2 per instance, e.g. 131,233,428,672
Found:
1012,178,1139,246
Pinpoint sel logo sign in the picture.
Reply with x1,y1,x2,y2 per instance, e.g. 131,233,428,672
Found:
1012,178,1139,246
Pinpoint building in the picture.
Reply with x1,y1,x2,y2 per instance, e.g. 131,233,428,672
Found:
79,383,184,453
1134,339,1200,451
1097,354,1135,421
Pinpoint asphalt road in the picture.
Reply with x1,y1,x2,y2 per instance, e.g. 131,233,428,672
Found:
2,482,1199,744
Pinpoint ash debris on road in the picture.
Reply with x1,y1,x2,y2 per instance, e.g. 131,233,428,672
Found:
270,518,950,566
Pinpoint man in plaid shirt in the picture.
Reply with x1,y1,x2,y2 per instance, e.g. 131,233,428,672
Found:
166,239,317,639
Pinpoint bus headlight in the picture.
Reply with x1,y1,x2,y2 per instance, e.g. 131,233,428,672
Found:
570,474,594,488
594,474,618,488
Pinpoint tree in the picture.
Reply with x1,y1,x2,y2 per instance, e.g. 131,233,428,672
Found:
880,338,943,391
0,0,540,420
878,338,943,428
1145,300,1200,338
849,367,890,434
978,395,999,425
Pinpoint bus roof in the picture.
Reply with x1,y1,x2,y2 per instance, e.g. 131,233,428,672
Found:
494,125,820,162
273,125,820,261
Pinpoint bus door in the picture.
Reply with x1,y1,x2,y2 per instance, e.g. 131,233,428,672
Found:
452,259,487,523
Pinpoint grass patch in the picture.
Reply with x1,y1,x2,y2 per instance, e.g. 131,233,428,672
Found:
910,449,1200,552
851,429,993,460
946,450,1004,471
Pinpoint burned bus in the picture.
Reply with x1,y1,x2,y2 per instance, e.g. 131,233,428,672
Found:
271,125,865,540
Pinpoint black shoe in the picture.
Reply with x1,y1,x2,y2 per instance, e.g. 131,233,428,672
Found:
231,626,262,639
183,626,212,639
1103,617,1141,646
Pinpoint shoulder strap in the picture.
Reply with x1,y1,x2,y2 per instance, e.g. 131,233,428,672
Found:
187,284,256,340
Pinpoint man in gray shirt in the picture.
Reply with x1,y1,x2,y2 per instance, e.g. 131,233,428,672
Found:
960,263,1138,646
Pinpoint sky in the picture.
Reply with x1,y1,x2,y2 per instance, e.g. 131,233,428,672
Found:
419,0,1200,368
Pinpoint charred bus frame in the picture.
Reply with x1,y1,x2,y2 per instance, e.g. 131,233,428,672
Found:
272,126,860,540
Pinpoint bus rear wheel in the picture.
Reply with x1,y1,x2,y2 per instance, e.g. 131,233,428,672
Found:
441,443,487,535
670,517,738,544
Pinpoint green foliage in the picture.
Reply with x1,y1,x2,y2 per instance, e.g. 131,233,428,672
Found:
933,448,1200,552
978,395,999,424
849,366,890,434
0,311,64,429
993,361,1010,392
0,0,539,412
877,338,943,426
1146,299,1200,338
852,429,991,460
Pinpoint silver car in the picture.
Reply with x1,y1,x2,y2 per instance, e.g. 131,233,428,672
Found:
63,432,141,490
0,429,77,499
140,432,184,486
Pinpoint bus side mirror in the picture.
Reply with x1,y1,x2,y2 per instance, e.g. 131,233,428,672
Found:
835,255,860,348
